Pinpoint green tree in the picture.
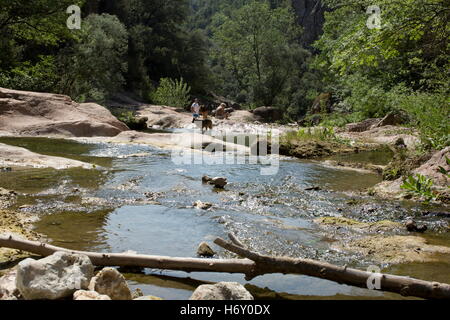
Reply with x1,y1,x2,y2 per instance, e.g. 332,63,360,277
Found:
57,14,128,102
212,1,305,108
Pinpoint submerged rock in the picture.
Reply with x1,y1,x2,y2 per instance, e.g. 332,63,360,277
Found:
73,290,111,300
88,268,132,300
315,216,401,233
197,242,216,257
16,251,94,300
190,282,254,300
334,235,450,264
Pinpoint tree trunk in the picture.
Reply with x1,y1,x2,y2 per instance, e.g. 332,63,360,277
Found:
1,234,449,300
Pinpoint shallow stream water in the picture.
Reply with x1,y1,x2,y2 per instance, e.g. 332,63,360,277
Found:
0,135,449,300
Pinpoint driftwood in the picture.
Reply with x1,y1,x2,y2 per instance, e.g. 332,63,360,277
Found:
1,234,450,300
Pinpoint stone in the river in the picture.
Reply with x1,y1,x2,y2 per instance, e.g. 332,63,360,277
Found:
193,201,213,210
190,282,254,300
16,251,94,300
197,242,216,257
202,175,212,183
88,267,132,300
0,270,21,300
209,177,227,189
73,290,111,300
405,220,428,233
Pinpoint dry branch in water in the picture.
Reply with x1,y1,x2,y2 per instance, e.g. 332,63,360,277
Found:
1,234,449,300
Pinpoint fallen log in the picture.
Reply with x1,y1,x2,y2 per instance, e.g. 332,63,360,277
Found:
214,237,450,300
0,235,255,274
1,234,450,300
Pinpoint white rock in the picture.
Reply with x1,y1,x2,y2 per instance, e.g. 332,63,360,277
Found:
193,200,213,210
16,251,94,300
190,282,254,300
88,268,132,300
73,290,111,300
0,270,21,300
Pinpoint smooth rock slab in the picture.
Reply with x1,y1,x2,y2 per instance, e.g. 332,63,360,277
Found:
73,290,111,300
16,251,94,300
88,267,132,300
190,282,254,300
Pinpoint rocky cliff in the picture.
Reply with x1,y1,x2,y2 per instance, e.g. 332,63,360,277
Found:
292,0,327,49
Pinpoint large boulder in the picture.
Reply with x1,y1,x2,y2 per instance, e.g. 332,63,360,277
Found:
88,267,132,300
252,107,281,123
15,251,94,300
0,87,129,137
190,282,254,300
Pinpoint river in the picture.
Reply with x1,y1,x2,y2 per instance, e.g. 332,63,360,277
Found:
0,135,449,300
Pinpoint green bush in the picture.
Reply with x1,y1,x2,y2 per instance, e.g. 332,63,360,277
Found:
151,77,191,109
0,55,58,92
395,89,449,150
401,174,438,202
117,111,148,131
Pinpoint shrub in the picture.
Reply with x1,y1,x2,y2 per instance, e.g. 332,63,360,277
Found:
151,77,191,109
401,174,438,202
117,111,148,131
396,90,449,150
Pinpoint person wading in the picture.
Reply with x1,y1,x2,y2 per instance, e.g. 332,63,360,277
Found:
191,98,200,123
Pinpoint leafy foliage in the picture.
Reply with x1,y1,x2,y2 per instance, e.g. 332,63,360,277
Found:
401,174,438,202
151,78,192,108
117,111,148,131
211,1,314,117
57,14,128,103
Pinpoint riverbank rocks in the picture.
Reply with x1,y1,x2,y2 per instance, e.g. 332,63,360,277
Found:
190,282,254,300
197,242,216,257
0,270,21,300
88,267,132,300
0,87,129,137
16,251,94,300
73,290,111,300
0,143,95,170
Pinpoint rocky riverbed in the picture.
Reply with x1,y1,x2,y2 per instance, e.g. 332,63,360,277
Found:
0,87,449,300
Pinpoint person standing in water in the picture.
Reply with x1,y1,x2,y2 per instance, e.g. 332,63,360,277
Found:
191,98,200,123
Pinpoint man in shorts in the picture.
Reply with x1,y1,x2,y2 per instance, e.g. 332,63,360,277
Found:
191,98,200,123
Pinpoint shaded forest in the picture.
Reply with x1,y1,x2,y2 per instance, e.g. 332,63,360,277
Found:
0,0,448,149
